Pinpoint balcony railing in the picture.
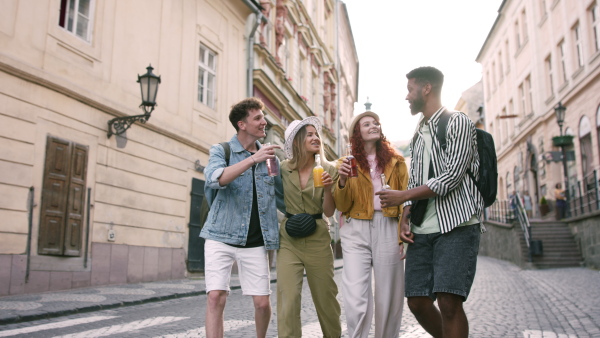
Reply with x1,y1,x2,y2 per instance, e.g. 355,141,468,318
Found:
486,199,515,224
568,169,600,217
487,169,600,222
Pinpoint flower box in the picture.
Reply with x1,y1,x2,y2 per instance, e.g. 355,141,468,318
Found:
552,135,574,147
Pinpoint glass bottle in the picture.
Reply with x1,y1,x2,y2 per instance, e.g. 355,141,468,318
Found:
264,142,279,176
313,154,324,187
380,173,390,190
346,144,358,177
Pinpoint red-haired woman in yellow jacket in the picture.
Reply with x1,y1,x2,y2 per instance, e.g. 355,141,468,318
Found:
333,111,408,338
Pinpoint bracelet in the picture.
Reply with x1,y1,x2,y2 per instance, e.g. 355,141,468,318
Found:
250,156,256,164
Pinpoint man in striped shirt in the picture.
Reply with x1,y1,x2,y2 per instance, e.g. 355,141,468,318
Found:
377,66,483,338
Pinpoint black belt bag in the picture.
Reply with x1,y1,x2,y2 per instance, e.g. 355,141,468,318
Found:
285,212,321,238
410,156,434,227
408,199,428,226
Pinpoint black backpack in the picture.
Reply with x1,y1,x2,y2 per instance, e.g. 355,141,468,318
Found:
199,142,230,229
437,111,498,208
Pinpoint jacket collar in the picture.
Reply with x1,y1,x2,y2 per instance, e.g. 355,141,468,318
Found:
419,106,446,129
230,134,262,154
283,161,308,192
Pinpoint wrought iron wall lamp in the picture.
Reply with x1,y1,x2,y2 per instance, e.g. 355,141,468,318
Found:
107,64,161,138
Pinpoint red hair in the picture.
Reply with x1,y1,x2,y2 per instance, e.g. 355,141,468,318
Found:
350,122,401,172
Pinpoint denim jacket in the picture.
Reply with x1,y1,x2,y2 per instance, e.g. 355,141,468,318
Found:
200,135,285,250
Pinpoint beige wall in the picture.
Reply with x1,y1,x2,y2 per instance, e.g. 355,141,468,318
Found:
477,0,600,207
0,0,358,295
336,1,359,152
0,0,252,293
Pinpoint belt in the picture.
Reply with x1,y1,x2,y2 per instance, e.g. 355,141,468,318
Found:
285,212,322,219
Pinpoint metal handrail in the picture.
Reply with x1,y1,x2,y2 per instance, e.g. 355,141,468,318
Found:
486,195,536,262
512,192,531,249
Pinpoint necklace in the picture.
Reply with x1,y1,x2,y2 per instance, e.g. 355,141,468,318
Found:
367,158,377,173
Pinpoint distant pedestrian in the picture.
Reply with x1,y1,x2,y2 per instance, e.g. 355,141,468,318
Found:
277,117,341,337
377,66,484,338
523,191,532,218
333,111,408,338
200,98,285,338
555,183,567,219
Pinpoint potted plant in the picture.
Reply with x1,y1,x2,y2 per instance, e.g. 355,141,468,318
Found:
539,196,550,216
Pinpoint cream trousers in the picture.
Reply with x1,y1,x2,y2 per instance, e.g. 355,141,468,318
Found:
340,211,405,338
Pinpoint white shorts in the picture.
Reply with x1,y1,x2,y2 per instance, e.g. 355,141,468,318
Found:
204,239,271,296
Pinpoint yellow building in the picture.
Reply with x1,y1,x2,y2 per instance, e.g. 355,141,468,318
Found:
0,0,358,296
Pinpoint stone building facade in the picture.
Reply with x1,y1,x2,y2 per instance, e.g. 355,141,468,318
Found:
477,0,600,268
0,0,358,296
477,0,600,212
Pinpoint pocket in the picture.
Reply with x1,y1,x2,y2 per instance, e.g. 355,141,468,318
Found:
263,175,275,195
230,171,247,191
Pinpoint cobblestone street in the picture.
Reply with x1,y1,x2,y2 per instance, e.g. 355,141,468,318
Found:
0,256,599,337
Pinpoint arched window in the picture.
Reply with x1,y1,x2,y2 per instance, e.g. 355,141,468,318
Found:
579,116,593,180
596,105,600,168
514,166,521,193
506,171,512,199
565,127,577,196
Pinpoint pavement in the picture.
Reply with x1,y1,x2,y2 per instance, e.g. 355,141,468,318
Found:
0,259,344,325
2,256,600,337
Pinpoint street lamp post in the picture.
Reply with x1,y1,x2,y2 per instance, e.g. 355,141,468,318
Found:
107,64,161,138
553,102,571,218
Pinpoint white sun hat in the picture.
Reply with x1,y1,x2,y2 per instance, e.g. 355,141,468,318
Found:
284,116,322,159
348,111,380,139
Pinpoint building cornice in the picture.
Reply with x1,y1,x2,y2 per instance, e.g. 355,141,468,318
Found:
476,0,507,62
0,55,210,154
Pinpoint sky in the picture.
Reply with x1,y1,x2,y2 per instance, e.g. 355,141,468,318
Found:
343,0,503,143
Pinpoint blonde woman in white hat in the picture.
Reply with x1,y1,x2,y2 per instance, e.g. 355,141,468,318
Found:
277,116,341,337
333,111,408,338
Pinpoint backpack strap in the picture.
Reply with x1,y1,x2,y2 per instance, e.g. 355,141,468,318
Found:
206,142,231,207
436,110,452,152
219,142,231,166
435,110,478,185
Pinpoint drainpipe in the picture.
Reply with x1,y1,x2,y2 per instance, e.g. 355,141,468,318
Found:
334,0,341,157
242,0,266,97
25,187,34,283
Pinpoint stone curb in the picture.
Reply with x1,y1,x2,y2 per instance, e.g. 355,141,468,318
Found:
0,264,343,325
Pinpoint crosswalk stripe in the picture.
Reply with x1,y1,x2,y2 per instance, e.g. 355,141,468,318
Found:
0,316,117,337
155,319,255,337
52,316,188,338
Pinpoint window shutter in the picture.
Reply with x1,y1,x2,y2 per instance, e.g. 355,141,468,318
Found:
39,137,71,255
63,143,88,256
39,136,88,256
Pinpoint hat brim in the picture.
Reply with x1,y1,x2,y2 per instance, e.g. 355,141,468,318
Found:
348,111,380,139
284,116,322,159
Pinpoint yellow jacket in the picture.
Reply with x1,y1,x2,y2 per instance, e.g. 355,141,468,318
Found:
333,156,409,243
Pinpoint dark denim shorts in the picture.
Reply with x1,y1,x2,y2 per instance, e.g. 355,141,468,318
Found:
405,224,481,301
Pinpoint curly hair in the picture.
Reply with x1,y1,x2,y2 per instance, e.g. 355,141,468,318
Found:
350,122,401,172
229,97,265,131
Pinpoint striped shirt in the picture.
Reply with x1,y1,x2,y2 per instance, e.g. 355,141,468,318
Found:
406,107,484,234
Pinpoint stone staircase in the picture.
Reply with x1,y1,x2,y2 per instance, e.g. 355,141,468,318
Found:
518,220,583,268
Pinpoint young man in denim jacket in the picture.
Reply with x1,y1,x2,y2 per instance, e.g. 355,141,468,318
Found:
200,97,285,338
